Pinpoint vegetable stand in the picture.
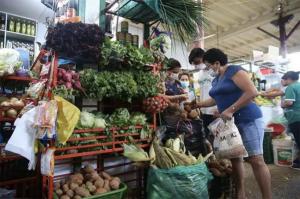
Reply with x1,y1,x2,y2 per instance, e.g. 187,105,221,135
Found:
40,46,158,199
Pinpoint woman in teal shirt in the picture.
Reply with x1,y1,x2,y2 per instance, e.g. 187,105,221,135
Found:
281,71,300,169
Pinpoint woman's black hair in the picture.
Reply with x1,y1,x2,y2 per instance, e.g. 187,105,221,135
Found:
282,71,300,81
167,58,181,70
203,48,228,66
189,48,205,64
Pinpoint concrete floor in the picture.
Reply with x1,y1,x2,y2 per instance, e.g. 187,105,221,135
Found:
244,163,300,199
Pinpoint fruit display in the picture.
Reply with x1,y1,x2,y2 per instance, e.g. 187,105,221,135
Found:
254,95,274,106
54,164,122,199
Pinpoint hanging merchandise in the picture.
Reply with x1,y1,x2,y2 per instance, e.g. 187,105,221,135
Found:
40,147,55,176
34,100,58,140
5,107,38,170
55,96,80,144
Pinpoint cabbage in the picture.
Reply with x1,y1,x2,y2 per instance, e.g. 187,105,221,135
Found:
0,49,20,73
94,117,106,128
131,112,147,125
79,111,95,128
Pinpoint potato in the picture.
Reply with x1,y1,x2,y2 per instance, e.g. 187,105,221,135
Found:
60,195,70,199
91,172,100,182
210,168,226,177
101,172,112,180
94,178,104,188
69,182,79,191
83,164,95,174
95,188,107,195
86,181,93,187
62,184,69,193
110,179,120,190
87,184,97,193
103,179,110,191
75,187,91,197
55,189,63,196
73,195,82,199
66,189,74,198
188,110,198,119
84,173,93,181
54,182,61,190
69,174,83,185
111,177,121,183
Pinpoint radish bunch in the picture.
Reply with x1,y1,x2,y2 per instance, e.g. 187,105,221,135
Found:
143,96,168,113
57,68,83,92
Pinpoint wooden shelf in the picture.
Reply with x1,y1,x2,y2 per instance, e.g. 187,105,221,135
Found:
4,75,35,81
6,31,35,42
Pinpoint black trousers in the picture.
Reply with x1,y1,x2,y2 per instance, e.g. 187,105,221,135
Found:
289,121,300,149
202,114,215,136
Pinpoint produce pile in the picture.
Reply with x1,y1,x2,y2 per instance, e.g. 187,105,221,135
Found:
100,39,155,70
207,156,233,177
58,109,152,154
0,97,25,119
53,68,84,99
79,69,160,102
0,48,22,77
123,136,212,169
143,96,168,113
46,23,105,62
76,108,148,129
254,95,275,106
54,164,122,199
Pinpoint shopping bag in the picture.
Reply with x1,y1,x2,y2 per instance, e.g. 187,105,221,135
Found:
147,163,213,199
55,96,80,144
209,118,248,159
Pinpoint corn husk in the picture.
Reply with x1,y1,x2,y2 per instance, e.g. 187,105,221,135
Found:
153,139,174,169
123,143,150,162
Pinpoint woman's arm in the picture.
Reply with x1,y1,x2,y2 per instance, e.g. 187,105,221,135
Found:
197,97,216,108
221,70,258,120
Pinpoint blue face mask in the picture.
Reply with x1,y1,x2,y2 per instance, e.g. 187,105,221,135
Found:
180,81,190,88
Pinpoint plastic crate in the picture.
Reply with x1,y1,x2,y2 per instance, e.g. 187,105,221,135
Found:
54,183,127,199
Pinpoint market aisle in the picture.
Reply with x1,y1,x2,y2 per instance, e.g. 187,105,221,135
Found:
244,163,300,199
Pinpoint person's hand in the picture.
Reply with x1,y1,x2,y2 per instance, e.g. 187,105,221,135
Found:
220,109,233,121
213,110,220,118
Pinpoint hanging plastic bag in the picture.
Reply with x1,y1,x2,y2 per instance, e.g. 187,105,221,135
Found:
40,147,55,176
26,80,47,99
5,107,38,170
147,163,213,199
55,96,80,144
209,118,248,159
35,100,58,140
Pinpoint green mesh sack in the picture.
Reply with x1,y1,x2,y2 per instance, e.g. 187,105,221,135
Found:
147,163,213,199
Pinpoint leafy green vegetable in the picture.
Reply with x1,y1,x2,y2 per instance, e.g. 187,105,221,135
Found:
78,111,95,128
109,108,131,126
130,112,147,125
134,71,160,98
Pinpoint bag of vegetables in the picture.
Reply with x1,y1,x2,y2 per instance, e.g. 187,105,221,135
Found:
147,163,212,199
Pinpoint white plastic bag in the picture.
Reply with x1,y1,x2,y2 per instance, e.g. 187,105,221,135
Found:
209,118,248,159
41,148,55,176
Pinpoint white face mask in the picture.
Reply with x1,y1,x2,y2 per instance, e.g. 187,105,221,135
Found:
170,73,179,80
180,81,189,88
195,63,206,70
208,68,219,77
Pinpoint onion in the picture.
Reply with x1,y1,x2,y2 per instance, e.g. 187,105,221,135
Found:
1,101,11,107
10,97,19,103
12,100,25,107
6,108,18,118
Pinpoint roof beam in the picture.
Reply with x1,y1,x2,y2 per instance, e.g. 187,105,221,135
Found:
206,6,300,45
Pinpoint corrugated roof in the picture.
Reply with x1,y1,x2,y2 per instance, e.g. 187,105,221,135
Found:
204,0,300,59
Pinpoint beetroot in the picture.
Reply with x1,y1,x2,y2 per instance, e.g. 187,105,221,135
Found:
72,73,80,81
63,73,72,82
65,82,73,89
73,81,83,91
